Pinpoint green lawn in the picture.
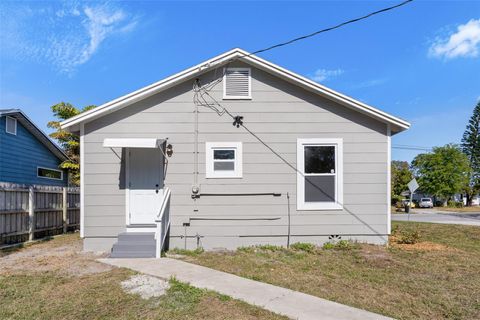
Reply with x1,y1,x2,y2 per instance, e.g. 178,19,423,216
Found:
0,234,285,320
175,222,480,320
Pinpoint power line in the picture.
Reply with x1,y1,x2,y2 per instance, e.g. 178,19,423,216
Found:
199,0,414,90
243,0,414,58
393,144,432,151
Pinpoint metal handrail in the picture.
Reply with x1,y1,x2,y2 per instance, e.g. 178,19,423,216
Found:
155,187,171,258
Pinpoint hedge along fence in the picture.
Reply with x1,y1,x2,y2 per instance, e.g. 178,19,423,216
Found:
0,182,80,245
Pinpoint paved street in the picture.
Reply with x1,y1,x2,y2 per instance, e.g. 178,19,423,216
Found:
392,210,480,226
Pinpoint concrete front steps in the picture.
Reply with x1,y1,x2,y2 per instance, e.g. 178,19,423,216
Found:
110,232,156,258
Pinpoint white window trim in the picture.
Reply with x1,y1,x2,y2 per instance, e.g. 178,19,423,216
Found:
223,67,252,100
5,116,17,135
206,142,243,178
37,166,64,181
297,138,343,211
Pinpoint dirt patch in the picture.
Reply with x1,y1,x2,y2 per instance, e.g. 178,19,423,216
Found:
0,234,112,276
359,245,396,267
121,275,170,299
390,241,454,252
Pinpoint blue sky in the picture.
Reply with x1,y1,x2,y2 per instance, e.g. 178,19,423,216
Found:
1,0,479,162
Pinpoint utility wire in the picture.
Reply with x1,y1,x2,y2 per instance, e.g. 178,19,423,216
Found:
241,0,414,58
393,144,432,151
198,0,414,91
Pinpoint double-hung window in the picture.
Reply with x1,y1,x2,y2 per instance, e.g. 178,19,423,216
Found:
206,142,242,178
297,138,343,210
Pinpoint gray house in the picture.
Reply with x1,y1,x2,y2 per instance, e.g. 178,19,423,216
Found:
61,49,410,258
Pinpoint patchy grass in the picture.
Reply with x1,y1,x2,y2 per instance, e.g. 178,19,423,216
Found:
177,222,480,320
0,234,285,320
0,269,285,320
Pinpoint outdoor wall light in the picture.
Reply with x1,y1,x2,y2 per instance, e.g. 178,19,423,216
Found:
166,144,173,157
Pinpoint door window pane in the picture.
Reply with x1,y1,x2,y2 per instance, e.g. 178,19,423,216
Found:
304,146,335,174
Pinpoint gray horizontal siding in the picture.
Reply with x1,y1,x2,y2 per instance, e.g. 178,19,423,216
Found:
82,61,389,249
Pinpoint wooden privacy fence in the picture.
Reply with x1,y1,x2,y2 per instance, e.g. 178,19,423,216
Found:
0,182,80,245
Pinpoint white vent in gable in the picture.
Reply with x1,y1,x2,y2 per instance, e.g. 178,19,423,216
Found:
223,68,251,99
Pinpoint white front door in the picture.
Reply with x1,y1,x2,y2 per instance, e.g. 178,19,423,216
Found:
128,148,164,224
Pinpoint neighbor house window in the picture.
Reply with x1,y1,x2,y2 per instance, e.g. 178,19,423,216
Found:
223,68,251,99
5,116,17,135
37,167,63,180
206,142,242,178
297,138,343,210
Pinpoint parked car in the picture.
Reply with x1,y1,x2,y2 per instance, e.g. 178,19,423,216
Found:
419,198,434,208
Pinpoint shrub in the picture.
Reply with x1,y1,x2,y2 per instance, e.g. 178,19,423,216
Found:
256,244,284,252
290,242,315,253
322,240,355,250
335,240,353,250
322,242,336,250
237,246,255,253
391,195,404,206
392,227,421,244
169,247,204,256
238,244,284,253
447,200,463,208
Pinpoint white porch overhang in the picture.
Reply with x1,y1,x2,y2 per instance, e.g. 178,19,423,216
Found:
103,138,165,149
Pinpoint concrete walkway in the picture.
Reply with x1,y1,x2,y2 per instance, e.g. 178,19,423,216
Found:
99,257,391,320
392,212,480,226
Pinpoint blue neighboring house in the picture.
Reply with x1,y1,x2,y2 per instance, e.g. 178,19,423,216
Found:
0,109,69,186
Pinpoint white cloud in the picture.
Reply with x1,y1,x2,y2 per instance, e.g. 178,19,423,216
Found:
429,18,480,59
310,68,344,82
0,1,138,74
351,78,388,89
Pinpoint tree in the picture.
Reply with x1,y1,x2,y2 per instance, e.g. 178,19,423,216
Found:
48,102,96,186
391,160,413,198
411,144,470,204
461,101,480,206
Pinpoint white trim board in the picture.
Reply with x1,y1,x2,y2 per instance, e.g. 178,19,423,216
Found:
387,124,392,235
125,147,130,226
79,123,85,238
60,48,410,133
